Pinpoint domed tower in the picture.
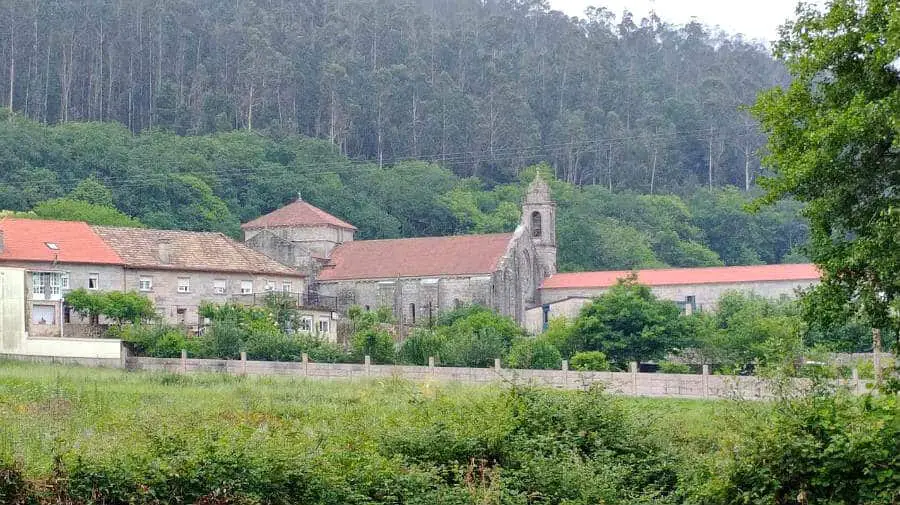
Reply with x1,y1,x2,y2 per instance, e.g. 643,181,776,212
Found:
522,175,557,276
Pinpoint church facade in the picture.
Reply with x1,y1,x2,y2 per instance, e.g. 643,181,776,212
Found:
243,176,557,327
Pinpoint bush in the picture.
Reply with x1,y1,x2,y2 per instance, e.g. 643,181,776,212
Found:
65,289,155,325
201,321,243,359
506,337,562,369
569,351,610,371
117,324,201,358
441,328,507,368
244,330,303,361
397,329,446,365
351,328,396,364
657,361,692,374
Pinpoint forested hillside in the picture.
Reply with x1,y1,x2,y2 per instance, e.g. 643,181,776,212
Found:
0,114,807,271
0,0,787,189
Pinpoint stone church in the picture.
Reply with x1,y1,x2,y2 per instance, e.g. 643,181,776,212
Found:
243,176,557,326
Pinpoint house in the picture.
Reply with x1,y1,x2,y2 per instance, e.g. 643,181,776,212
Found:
524,263,821,333
91,226,308,329
0,218,125,338
0,265,122,359
244,176,558,328
0,218,338,341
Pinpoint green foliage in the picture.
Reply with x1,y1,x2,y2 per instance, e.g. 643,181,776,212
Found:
568,277,690,364
569,351,611,371
397,329,446,365
30,198,143,227
657,361,692,374
506,337,562,369
351,329,396,364
64,289,155,325
69,177,115,207
117,324,202,358
752,0,900,334
696,393,900,504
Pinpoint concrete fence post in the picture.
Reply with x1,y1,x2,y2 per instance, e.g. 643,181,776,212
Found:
180,349,187,374
428,356,435,376
561,359,568,387
494,358,501,371
302,353,309,377
629,362,638,395
702,364,710,399
365,355,371,376
851,367,860,394
240,351,247,376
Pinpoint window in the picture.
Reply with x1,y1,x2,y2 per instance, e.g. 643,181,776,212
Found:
60,273,69,290
33,272,65,298
298,316,312,332
409,303,416,324
282,281,292,293
139,276,153,291
176,308,187,324
88,273,99,290
317,318,329,334
32,273,45,295
49,273,61,297
45,242,59,250
177,277,190,293
32,305,56,325
265,280,276,292
240,280,253,294
213,279,227,295
531,211,542,238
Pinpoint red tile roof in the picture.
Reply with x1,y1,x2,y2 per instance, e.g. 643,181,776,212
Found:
317,233,514,281
93,226,303,277
242,199,357,231
541,264,820,290
0,217,124,265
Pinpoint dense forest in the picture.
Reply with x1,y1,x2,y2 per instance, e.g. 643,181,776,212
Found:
0,0,787,189
0,114,807,271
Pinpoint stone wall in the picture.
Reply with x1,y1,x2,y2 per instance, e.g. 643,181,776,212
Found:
122,268,305,328
244,224,353,260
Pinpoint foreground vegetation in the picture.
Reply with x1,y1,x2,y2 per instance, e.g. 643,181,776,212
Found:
0,361,897,504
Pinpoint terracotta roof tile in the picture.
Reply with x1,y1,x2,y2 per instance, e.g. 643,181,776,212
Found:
242,199,357,231
542,264,820,290
0,217,124,265
92,226,303,277
317,233,514,281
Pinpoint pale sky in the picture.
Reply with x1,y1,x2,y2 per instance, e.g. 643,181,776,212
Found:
548,0,813,44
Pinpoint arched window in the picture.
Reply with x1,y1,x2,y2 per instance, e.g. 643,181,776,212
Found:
531,211,542,238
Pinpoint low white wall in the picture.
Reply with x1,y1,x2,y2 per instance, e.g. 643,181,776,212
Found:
16,337,123,359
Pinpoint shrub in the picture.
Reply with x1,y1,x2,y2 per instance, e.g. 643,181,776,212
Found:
244,330,303,361
506,337,562,369
351,328,396,363
657,361,692,374
569,351,610,371
441,328,507,368
201,321,243,359
117,324,201,358
397,329,446,365
65,289,156,325
0,462,29,505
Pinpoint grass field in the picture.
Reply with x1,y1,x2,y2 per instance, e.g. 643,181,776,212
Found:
0,360,746,504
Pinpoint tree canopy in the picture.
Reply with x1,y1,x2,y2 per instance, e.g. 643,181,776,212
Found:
752,0,900,333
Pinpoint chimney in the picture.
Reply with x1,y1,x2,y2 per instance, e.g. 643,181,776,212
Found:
157,239,172,265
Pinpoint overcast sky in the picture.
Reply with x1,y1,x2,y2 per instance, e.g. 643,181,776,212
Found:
547,0,810,43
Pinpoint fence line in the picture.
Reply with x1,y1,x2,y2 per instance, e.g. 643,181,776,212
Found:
1,351,876,400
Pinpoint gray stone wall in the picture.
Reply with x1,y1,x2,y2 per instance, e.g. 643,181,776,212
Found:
244,224,353,260
122,268,306,327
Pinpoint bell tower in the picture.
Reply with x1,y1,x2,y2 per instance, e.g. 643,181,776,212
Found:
521,174,557,276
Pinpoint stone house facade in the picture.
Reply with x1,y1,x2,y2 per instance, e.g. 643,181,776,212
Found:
92,226,309,330
244,176,558,328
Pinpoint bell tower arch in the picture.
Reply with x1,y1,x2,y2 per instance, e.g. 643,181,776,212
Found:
521,174,557,276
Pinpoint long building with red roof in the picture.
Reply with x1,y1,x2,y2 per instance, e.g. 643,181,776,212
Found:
524,263,821,333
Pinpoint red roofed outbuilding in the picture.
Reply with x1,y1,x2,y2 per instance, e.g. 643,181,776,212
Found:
525,264,821,333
